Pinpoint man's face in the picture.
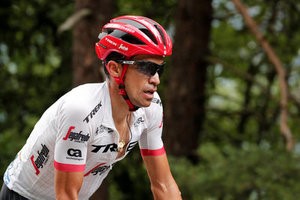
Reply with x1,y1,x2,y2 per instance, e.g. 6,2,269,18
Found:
124,55,164,108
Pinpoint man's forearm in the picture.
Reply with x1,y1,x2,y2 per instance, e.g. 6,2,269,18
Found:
151,181,182,200
56,193,78,200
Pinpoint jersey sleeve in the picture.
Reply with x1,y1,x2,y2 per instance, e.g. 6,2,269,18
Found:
54,97,91,172
139,94,165,156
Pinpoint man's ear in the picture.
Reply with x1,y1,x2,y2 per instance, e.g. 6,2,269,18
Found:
106,60,122,77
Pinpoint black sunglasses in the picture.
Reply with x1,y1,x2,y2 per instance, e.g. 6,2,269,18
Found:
116,60,165,77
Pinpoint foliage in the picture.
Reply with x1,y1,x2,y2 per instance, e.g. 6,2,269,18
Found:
117,0,176,22
206,0,300,146
170,142,300,200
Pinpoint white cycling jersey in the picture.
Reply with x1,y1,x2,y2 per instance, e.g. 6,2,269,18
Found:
3,82,165,200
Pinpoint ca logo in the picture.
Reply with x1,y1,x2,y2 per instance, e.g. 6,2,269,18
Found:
67,148,82,157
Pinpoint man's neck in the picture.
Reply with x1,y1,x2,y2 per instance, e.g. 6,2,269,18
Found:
108,81,131,125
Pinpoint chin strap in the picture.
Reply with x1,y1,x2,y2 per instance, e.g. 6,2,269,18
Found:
112,64,139,112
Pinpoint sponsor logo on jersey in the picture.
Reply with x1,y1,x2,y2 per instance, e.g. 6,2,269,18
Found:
134,117,145,127
84,163,115,177
63,126,90,143
152,97,162,106
159,113,164,128
66,148,83,161
4,172,10,185
95,125,114,136
91,165,111,176
83,101,102,123
4,163,13,185
67,148,82,157
91,141,138,153
159,119,163,128
30,144,49,175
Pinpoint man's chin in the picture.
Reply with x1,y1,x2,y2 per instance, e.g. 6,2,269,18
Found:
135,100,152,108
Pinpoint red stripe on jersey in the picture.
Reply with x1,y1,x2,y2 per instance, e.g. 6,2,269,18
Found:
54,161,85,172
140,147,166,156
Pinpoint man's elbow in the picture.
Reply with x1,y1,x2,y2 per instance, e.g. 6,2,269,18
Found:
151,181,182,200
56,187,80,200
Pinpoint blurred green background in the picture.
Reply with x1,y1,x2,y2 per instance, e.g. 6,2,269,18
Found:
1,0,300,199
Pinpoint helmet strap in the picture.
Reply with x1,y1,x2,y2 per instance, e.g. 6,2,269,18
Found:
112,64,139,112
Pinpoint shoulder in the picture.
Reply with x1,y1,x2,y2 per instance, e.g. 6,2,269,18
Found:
145,92,163,111
58,83,106,117
151,92,163,107
141,92,163,121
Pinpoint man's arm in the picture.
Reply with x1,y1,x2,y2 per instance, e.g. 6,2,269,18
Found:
55,169,84,200
142,153,182,200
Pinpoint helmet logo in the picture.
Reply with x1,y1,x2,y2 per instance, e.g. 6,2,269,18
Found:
119,44,128,51
108,23,135,34
105,37,117,46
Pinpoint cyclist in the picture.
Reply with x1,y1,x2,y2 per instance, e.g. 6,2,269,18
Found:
0,15,182,200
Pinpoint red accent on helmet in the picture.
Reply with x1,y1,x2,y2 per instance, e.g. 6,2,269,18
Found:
95,15,172,60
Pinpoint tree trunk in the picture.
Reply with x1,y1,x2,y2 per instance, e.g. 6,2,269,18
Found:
164,0,213,162
72,0,116,199
72,0,116,86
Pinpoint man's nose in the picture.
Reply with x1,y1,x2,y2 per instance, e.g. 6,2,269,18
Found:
149,73,160,86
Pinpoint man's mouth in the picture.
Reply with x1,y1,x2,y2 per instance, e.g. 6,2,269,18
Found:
143,89,156,99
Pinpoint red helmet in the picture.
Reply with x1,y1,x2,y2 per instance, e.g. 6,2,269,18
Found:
95,15,172,60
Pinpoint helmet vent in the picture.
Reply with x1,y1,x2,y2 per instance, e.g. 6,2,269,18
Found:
108,29,145,45
140,28,158,45
154,25,166,46
116,19,158,45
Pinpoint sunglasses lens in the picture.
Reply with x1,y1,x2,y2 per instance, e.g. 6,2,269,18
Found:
157,65,164,76
136,61,165,77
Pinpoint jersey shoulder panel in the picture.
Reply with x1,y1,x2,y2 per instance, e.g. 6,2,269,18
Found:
142,92,163,130
138,92,164,153
56,83,105,125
